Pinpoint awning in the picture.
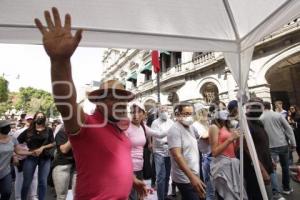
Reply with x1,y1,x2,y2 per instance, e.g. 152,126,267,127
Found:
127,72,137,82
161,51,170,55
140,61,152,74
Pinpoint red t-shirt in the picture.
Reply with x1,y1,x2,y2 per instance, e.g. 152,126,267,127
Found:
69,111,133,200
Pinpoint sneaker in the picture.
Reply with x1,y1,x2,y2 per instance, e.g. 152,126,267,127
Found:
273,193,286,200
282,188,294,195
277,197,286,200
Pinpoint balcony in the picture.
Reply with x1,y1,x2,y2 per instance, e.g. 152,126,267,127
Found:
260,18,300,44
193,52,216,66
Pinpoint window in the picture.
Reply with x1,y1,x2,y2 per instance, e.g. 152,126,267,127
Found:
173,52,182,65
127,71,137,88
160,52,171,72
145,72,152,82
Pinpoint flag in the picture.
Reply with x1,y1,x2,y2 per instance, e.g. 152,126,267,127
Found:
151,50,160,73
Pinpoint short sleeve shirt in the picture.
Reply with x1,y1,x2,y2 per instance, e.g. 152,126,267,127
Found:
52,128,74,168
17,127,54,158
125,123,146,172
0,136,18,179
69,111,133,200
168,122,200,183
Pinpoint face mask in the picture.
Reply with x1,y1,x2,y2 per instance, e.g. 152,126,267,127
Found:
0,125,11,135
159,112,168,121
35,117,46,125
181,116,194,126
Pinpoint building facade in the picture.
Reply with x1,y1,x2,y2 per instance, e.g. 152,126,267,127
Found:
101,19,300,111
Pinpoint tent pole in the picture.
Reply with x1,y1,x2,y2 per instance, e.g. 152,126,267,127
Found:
238,47,244,200
238,92,244,200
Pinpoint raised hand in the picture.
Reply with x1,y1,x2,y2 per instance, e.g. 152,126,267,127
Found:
34,7,83,61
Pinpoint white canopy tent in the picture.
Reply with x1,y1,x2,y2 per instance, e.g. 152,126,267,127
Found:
1,0,300,199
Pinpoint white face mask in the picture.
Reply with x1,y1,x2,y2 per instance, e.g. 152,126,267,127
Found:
159,112,168,121
181,116,194,126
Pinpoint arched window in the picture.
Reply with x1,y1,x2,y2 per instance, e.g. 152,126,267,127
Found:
200,82,219,104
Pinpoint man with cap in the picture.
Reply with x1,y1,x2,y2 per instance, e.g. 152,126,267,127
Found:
34,7,146,200
0,120,33,200
227,100,239,129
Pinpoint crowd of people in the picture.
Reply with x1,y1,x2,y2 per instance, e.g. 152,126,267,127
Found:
1,7,300,200
1,98,300,200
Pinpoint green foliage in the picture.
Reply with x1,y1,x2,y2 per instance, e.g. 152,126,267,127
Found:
0,77,11,116
14,87,59,117
0,76,9,102
0,77,59,118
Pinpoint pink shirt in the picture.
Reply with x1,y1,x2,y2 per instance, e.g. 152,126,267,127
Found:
125,122,165,172
69,111,133,200
218,127,236,158
125,123,146,172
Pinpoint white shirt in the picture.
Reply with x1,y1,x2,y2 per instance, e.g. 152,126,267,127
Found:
192,121,211,154
151,118,174,157
168,122,200,183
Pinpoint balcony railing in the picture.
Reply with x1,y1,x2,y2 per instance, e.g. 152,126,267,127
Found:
261,18,300,42
175,63,182,72
192,52,215,65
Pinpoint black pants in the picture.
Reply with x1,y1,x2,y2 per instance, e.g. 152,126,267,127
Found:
294,129,300,159
175,182,200,200
0,173,12,200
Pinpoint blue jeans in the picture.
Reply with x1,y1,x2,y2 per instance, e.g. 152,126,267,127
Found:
270,146,290,191
176,182,200,200
0,173,12,200
202,155,215,200
21,156,51,200
154,153,171,200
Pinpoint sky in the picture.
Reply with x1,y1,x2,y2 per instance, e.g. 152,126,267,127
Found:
0,43,104,100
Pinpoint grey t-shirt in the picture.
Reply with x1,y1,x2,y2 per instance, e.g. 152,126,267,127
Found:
0,136,18,179
168,122,200,183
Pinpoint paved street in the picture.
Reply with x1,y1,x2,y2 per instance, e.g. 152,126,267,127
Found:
9,161,300,200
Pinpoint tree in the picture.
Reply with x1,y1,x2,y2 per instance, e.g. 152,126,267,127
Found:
0,76,11,117
0,76,9,102
15,87,59,117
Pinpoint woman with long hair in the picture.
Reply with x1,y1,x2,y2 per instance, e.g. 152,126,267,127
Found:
193,107,214,200
288,105,300,163
17,112,55,200
126,101,168,200
209,109,247,199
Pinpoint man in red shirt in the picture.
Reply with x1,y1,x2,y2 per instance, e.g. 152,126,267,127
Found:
34,7,147,200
